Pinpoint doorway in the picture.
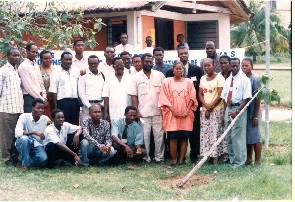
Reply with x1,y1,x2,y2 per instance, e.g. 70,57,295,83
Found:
155,18,174,50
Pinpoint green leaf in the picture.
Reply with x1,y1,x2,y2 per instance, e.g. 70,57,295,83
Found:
94,22,102,32
260,74,270,85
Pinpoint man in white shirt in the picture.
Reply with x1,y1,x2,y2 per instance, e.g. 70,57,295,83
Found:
72,39,88,76
18,43,47,112
15,99,50,170
128,53,165,163
0,48,24,163
103,57,131,122
44,109,82,168
49,52,80,125
221,57,252,168
142,36,154,54
99,46,116,79
78,55,105,123
114,33,134,55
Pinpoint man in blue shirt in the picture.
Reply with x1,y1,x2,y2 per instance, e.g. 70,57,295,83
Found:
111,106,145,163
152,47,172,77
15,98,50,171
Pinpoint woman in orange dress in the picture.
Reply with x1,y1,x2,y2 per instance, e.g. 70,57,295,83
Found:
158,61,198,166
39,50,54,118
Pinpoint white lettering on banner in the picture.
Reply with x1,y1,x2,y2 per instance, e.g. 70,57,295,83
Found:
38,49,244,67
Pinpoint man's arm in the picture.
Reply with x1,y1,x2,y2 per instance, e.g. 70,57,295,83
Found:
78,76,91,108
102,81,110,121
0,70,4,97
18,64,43,99
102,97,110,121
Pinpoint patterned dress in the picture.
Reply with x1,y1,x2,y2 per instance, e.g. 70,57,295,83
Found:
200,74,227,157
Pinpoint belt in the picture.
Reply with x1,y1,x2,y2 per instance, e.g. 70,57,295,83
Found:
89,100,103,103
229,103,240,107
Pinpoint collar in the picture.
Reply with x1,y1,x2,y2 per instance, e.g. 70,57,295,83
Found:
73,56,86,62
87,70,102,76
24,58,35,66
5,62,16,70
231,70,243,80
30,113,42,123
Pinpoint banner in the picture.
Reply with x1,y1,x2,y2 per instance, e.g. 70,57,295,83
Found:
36,48,245,67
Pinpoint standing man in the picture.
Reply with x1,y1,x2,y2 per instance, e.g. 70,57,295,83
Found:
111,106,145,163
0,48,23,162
49,52,80,125
120,51,132,74
80,104,116,166
99,46,116,79
221,58,252,168
128,53,165,163
103,57,131,122
114,33,134,55
205,41,221,73
166,46,203,163
72,39,88,75
78,55,105,123
152,47,172,76
15,98,50,170
143,36,153,54
18,43,47,112
176,34,189,50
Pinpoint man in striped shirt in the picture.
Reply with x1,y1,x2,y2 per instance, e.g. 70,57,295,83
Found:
0,48,24,163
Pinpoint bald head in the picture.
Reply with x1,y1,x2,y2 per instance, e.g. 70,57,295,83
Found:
205,41,216,58
89,104,102,121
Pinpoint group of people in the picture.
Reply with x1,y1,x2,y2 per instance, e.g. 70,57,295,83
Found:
0,33,262,171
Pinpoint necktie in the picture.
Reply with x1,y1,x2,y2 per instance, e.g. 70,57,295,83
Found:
226,77,234,106
122,124,128,139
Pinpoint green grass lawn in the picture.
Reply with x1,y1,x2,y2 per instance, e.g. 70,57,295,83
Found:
254,69,291,108
0,121,291,200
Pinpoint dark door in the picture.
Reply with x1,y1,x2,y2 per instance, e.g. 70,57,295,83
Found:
106,17,127,46
155,18,174,50
187,21,218,50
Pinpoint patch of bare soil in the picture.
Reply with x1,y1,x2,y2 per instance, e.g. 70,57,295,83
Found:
156,174,215,190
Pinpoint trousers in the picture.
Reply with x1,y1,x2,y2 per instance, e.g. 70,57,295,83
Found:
140,116,164,162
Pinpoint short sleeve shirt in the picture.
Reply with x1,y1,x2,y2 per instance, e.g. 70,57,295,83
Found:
43,122,80,145
221,70,252,104
128,70,165,117
200,74,225,110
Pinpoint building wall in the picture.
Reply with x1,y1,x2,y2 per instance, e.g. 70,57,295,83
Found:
141,15,155,48
275,0,291,28
173,20,186,49
140,10,231,49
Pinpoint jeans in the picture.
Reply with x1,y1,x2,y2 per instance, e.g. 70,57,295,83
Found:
15,136,47,167
80,139,116,166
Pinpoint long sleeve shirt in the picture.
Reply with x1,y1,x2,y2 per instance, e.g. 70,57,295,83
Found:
78,71,105,108
18,58,46,100
0,62,24,113
81,118,112,148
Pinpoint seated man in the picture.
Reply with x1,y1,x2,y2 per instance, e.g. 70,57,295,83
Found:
15,98,50,171
80,104,116,166
111,106,145,163
44,109,82,168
